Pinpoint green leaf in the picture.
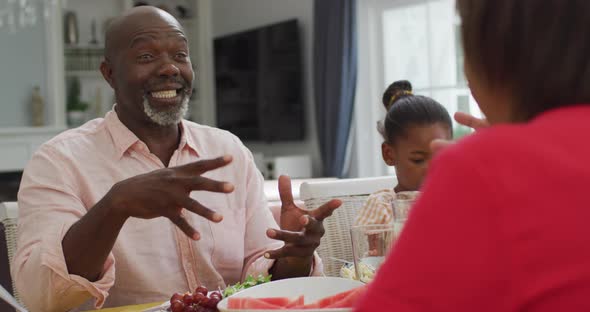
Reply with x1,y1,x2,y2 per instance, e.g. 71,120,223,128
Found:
222,274,272,298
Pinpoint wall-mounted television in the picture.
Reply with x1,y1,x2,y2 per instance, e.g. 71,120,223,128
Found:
214,19,304,142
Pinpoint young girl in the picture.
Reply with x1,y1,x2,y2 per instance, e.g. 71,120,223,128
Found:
355,80,452,226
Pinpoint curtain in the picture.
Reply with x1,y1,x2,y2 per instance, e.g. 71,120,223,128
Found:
314,0,358,177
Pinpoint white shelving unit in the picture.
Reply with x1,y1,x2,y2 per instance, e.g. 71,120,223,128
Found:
0,0,215,172
62,0,215,124
0,0,66,173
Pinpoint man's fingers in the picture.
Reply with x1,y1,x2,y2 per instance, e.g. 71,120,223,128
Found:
309,199,341,222
266,228,304,243
278,175,294,205
182,198,223,223
264,247,288,260
177,155,233,176
169,214,200,240
183,176,234,193
300,215,325,237
454,112,488,129
264,245,313,260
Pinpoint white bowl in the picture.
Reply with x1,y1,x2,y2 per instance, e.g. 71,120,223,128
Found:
217,276,364,312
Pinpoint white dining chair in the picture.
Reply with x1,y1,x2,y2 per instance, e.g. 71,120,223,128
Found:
0,202,24,308
299,177,396,277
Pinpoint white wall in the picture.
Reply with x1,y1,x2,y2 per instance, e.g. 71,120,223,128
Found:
212,0,322,177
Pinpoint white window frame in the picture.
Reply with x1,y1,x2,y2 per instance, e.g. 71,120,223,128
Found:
350,0,479,178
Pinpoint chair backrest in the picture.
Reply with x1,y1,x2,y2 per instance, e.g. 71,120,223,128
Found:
300,176,396,277
0,202,22,307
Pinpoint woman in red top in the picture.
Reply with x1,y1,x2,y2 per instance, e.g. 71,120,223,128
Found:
355,1,590,311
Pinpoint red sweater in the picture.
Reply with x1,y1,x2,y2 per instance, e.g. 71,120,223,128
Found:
355,105,590,312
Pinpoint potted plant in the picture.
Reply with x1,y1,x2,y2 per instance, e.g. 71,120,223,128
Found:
66,77,89,127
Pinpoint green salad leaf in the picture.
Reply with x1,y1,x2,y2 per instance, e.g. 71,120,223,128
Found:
223,274,272,297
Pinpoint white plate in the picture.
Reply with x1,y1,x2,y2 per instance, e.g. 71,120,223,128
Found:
217,276,364,312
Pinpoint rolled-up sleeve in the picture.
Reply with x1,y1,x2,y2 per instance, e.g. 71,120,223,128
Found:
236,142,323,280
13,145,115,312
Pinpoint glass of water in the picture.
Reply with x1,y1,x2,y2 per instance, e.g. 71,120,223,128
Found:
350,224,394,283
392,191,420,239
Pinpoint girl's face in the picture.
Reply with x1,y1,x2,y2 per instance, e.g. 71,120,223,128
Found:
382,123,452,192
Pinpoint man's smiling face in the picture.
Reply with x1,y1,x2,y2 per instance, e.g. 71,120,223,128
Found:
102,7,194,127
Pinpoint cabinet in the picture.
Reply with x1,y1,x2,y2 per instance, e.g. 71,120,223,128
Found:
0,0,65,174
0,128,63,172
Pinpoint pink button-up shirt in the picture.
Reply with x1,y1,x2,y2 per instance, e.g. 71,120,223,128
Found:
13,109,321,311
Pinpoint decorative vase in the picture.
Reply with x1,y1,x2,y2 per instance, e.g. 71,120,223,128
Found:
64,11,79,45
31,86,44,127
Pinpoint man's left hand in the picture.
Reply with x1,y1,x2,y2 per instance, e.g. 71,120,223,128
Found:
265,175,341,260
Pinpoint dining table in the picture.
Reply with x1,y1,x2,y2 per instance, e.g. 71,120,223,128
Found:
97,301,161,312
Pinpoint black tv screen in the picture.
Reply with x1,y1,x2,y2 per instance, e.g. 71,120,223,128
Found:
214,19,305,142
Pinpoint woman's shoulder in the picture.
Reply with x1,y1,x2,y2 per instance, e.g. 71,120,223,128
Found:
428,123,544,189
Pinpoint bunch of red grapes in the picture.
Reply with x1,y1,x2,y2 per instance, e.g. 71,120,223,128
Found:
168,286,221,312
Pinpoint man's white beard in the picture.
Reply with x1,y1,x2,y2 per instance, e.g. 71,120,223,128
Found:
142,96,189,126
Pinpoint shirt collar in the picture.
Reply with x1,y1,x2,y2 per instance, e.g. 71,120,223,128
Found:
105,105,199,158
105,108,140,158
178,120,200,156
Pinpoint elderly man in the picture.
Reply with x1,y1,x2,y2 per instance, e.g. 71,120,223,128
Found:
13,6,340,311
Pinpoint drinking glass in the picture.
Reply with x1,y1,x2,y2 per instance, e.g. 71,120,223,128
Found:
350,224,394,283
392,191,420,239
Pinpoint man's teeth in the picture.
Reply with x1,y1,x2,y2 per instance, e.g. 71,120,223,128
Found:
151,90,177,99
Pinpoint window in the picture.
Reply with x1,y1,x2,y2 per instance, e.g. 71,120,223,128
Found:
351,0,480,177
382,0,481,138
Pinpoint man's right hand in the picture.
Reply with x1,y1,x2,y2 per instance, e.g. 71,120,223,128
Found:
62,155,234,281
106,155,235,240
430,112,489,153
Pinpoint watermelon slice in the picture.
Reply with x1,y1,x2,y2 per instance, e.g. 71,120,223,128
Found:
227,296,299,309
315,287,359,307
227,287,366,310
290,286,367,309
254,297,293,307
324,286,367,308
285,296,304,308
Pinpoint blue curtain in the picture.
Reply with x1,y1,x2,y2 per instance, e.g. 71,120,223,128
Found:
314,0,358,177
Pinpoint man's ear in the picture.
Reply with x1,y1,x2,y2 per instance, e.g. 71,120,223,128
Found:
381,142,396,166
100,59,115,89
